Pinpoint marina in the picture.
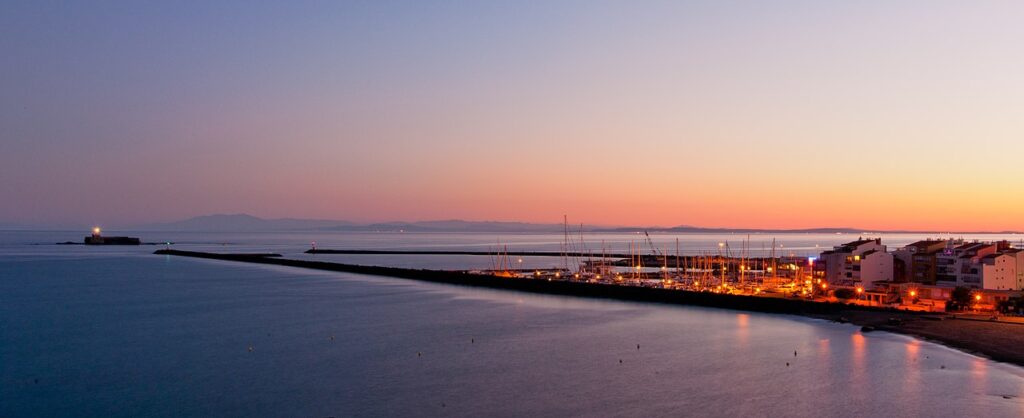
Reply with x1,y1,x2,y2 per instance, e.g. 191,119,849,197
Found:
307,227,821,299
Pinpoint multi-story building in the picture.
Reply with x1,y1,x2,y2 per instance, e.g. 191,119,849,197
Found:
1014,249,1024,290
821,238,1024,293
892,240,948,284
976,247,1024,291
818,238,889,287
981,252,1018,290
936,242,998,288
859,249,894,289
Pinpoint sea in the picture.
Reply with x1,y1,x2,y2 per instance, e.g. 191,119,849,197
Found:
2,230,1023,417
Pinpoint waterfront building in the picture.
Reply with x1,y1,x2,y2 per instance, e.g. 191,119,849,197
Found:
859,250,894,290
936,242,999,288
882,283,1020,312
927,240,1021,290
892,240,948,284
818,238,888,287
83,227,141,245
883,282,953,311
979,249,1024,291
821,238,1024,292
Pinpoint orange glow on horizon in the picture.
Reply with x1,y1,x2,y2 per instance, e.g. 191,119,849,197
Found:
4,2,1024,232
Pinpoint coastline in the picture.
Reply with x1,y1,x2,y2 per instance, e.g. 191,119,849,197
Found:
154,249,1024,368
809,310,1024,367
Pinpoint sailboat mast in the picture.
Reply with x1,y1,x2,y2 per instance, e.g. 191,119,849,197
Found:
565,214,573,272
676,238,680,276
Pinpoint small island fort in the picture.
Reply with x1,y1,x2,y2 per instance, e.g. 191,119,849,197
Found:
84,227,140,245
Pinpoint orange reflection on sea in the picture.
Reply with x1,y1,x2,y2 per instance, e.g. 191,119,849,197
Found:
735,313,750,346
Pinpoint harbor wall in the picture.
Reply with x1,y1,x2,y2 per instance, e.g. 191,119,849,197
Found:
156,249,894,316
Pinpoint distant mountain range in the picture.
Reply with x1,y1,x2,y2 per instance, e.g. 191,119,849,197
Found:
134,215,605,233
1,214,1017,234
602,226,868,234
323,220,609,233
135,214,354,232
120,214,1022,234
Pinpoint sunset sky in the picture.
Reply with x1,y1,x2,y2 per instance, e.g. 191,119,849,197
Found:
2,1,1024,231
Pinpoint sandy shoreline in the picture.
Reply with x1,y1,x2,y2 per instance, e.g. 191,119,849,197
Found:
809,310,1024,367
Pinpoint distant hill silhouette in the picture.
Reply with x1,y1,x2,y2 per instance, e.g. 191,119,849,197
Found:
135,214,353,231
324,219,607,233
118,213,1022,234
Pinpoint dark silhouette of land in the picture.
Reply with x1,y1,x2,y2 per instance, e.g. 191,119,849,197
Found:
120,214,1022,234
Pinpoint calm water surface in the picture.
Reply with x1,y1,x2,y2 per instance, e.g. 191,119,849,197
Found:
2,231,1023,417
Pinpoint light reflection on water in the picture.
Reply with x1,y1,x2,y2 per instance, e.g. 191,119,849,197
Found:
1,232,1024,416
735,313,750,350
851,333,867,403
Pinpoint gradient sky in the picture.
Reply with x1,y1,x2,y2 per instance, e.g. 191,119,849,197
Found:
3,1,1024,230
